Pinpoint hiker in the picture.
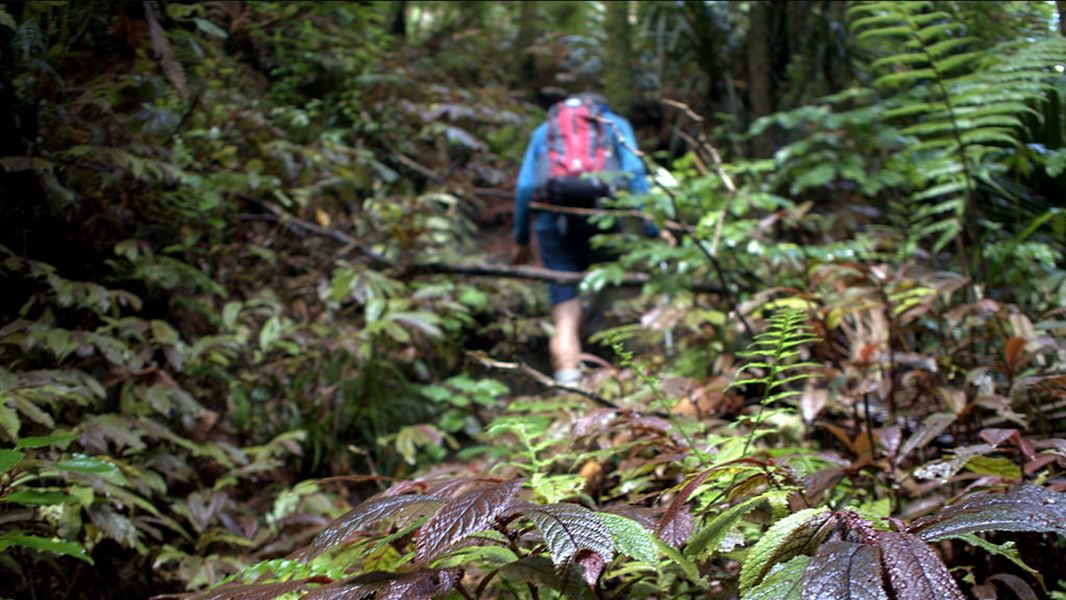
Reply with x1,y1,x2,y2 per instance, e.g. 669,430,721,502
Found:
511,92,668,384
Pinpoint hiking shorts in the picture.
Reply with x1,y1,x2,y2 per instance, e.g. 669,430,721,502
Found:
536,215,613,305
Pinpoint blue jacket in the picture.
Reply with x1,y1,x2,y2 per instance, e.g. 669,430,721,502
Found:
513,109,650,245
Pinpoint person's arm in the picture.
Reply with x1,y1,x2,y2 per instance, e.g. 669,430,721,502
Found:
514,124,546,250
610,114,662,238
612,115,649,196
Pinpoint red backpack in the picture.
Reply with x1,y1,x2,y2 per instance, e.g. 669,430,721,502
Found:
534,96,621,208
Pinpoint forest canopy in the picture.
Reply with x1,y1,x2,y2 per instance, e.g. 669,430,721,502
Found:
1,1,1065,599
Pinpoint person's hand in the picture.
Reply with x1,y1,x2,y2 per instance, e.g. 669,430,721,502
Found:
511,244,532,265
660,229,678,247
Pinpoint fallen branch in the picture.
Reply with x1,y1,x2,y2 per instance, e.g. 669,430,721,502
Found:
466,351,678,419
242,198,724,294
419,261,723,294
528,201,693,233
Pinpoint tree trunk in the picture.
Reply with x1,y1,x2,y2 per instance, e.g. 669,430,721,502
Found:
389,1,407,38
604,0,634,114
748,0,773,157
1058,0,1066,37
513,1,538,89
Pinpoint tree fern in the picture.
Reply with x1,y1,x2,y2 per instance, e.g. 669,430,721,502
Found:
849,1,1066,273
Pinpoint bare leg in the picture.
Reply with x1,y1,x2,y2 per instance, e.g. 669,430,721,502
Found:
550,298,582,381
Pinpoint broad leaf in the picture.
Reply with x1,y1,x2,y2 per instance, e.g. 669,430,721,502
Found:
0,531,93,564
498,556,593,600
415,480,520,565
739,508,834,593
876,531,965,600
598,512,658,564
686,493,778,560
0,448,22,473
908,484,1066,541
801,541,888,600
526,503,614,568
742,554,809,600
297,494,443,560
302,569,459,600
188,577,331,600
1,489,77,506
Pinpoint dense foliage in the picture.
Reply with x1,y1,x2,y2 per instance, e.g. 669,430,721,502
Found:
1,1,1065,599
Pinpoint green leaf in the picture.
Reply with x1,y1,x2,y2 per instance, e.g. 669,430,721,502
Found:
0,403,20,440
16,431,77,449
686,493,777,561
54,455,119,475
741,554,808,600
598,513,658,564
739,508,832,593
951,533,1043,587
0,531,93,564
258,315,281,351
0,449,22,473
2,489,77,506
0,6,16,30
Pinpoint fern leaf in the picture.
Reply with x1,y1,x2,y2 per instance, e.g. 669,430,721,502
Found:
874,69,936,89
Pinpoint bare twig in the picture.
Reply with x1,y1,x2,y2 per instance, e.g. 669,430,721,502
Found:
662,98,739,258
467,351,672,418
240,197,724,293
595,111,752,334
529,201,693,233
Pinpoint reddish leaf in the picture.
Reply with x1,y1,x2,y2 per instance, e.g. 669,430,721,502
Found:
574,549,605,585
302,569,459,600
979,428,1019,448
896,412,955,464
296,495,443,560
876,531,965,600
415,480,521,565
187,577,331,600
657,503,693,547
908,484,1066,541
1004,337,1028,372
656,459,765,539
572,409,618,438
801,541,888,600
499,556,592,600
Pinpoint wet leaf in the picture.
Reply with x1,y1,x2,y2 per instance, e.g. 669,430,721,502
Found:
739,508,834,593
297,494,443,560
187,577,330,600
876,531,965,600
908,484,1066,541
743,554,809,600
526,502,614,568
415,480,520,565
598,512,658,563
302,569,459,600
897,412,955,464
801,541,888,600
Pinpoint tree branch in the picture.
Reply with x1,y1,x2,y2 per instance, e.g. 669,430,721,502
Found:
467,351,672,418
